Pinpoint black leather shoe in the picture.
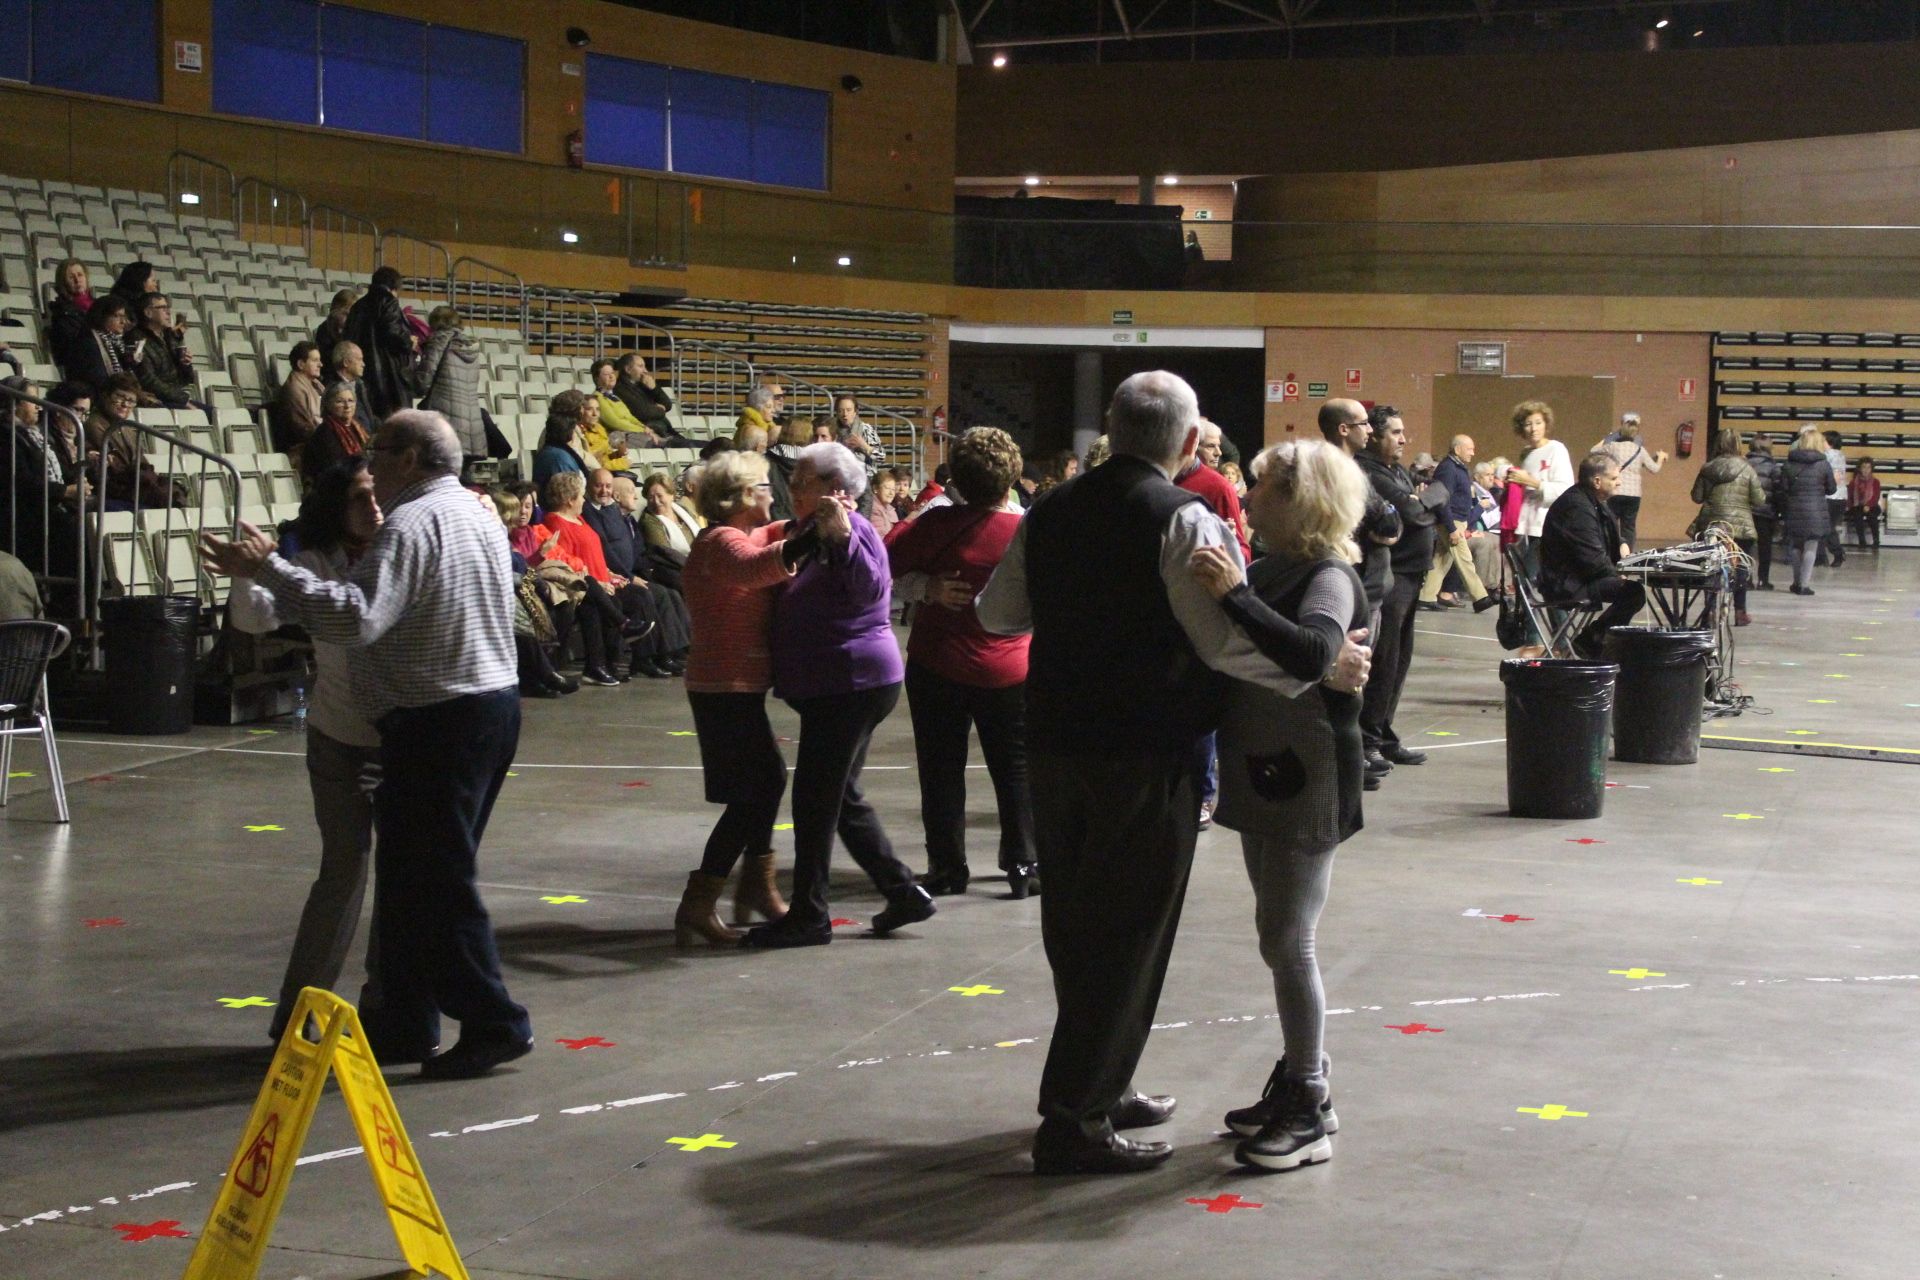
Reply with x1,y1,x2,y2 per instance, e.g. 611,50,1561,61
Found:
1364,749,1393,777
1032,1131,1173,1175
546,673,581,694
1005,863,1040,899
1472,595,1499,613
872,884,936,935
632,658,673,679
580,667,621,687
1363,773,1381,791
1381,745,1427,766
1110,1093,1177,1129
921,868,970,897
521,683,560,699
740,917,831,948
419,1034,532,1080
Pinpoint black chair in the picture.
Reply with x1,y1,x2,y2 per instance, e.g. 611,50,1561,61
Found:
0,620,72,823
1503,545,1603,659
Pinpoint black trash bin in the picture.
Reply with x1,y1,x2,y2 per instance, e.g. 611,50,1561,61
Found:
1500,658,1617,819
1605,626,1714,765
100,595,197,735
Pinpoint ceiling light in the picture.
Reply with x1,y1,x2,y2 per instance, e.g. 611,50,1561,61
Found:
179,192,200,205
561,230,579,244
1162,175,1180,186
836,255,852,267
991,53,1008,67
1023,176,1040,187
1655,16,1670,27
1693,28,1704,36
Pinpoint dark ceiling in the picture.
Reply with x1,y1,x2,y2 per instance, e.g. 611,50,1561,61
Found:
611,0,1920,62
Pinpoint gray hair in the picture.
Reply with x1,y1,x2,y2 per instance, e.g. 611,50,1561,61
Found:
796,441,867,497
545,468,586,509
383,409,462,476
322,381,356,410
1196,419,1222,444
746,384,778,414
1108,371,1199,465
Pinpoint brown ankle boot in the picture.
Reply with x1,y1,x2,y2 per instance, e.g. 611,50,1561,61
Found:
733,851,789,925
675,871,743,948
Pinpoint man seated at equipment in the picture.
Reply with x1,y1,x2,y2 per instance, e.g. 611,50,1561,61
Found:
1539,452,1645,658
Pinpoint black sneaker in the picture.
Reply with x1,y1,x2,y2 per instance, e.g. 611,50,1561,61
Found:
1364,749,1393,777
1381,745,1427,766
1224,1057,1338,1137
1235,1077,1332,1172
580,667,621,687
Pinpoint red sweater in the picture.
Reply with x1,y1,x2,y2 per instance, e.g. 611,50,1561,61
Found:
1177,462,1252,563
540,513,614,584
1849,472,1882,510
887,504,1029,688
682,522,793,693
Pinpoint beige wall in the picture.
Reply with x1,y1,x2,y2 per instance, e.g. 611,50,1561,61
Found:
1263,329,1710,542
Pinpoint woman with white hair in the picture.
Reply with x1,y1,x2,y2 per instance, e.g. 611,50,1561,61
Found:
1188,437,1372,1174
1591,412,1666,551
746,442,934,946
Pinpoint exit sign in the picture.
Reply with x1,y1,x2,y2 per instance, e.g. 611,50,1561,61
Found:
1307,381,1329,397
1111,310,1134,325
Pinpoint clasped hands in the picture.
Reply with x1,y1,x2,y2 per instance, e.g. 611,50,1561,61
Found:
1188,545,1371,694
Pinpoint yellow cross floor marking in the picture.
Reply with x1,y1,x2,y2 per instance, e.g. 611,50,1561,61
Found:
1609,968,1665,979
1757,767,1795,773
541,895,588,904
7,770,32,778
1426,730,1459,737
1824,674,1851,679
1676,878,1722,886
1806,699,1836,704
217,996,275,1008
1784,730,1821,736
1839,654,1864,658
773,823,794,831
1517,1104,1588,1121
949,984,1005,997
244,824,285,832
1722,813,1764,820
667,731,696,737
667,1133,736,1152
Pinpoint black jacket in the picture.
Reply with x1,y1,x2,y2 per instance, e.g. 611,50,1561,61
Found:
1539,484,1623,600
341,284,415,419
581,500,643,579
47,298,89,374
613,375,674,434
1771,448,1835,540
1356,452,1436,578
132,326,197,408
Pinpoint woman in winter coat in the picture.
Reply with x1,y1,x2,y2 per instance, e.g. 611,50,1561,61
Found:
1771,425,1837,596
1690,428,1769,625
416,306,484,458
340,266,417,420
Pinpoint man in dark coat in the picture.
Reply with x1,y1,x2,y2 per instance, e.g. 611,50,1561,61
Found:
1540,452,1645,657
341,267,417,420
1354,405,1436,777
612,354,690,444
580,468,689,678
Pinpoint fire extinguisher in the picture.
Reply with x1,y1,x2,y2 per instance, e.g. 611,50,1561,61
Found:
1675,419,1695,459
565,129,585,170
931,405,947,438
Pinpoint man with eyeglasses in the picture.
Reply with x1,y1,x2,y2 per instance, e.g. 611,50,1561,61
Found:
131,293,200,411
1318,399,1399,790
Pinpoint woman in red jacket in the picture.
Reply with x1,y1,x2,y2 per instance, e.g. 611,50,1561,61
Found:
887,427,1038,898
540,470,631,687
1847,457,1882,551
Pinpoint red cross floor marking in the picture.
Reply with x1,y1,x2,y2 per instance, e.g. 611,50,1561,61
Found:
620,780,652,788
114,1220,190,1242
1187,1194,1264,1214
1566,838,1607,845
84,917,126,928
830,918,858,927
1487,914,1534,923
557,1036,616,1050
1384,1023,1445,1035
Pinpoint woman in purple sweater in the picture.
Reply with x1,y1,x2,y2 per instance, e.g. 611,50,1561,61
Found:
745,442,937,948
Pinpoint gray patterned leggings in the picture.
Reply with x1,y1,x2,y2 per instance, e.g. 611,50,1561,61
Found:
1241,831,1339,1086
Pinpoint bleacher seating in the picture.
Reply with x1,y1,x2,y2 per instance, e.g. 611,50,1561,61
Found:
1712,331,1920,491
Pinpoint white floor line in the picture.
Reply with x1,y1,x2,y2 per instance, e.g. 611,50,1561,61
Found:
1422,737,1507,751
1415,628,1503,643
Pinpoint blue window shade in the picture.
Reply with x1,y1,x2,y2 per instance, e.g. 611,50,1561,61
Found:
0,0,29,84
33,0,159,102
584,54,668,171
212,0,319,126
426,26,521,154
751,81,828,190
320,5,424,140
669,68,753,183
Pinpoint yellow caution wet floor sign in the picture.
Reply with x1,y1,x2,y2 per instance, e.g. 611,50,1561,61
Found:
182,988,469,1280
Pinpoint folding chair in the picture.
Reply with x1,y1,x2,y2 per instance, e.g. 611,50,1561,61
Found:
1503,544,1604,659
0,620,72,822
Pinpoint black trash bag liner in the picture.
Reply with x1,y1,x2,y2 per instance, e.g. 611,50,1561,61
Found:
1605,627,1713,765
1500,658,1617,819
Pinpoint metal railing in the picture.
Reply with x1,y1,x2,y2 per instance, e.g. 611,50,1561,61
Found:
376,231,454,306
165,151,237,224
451,256,529,341
235,177,309,254
309,203,381,279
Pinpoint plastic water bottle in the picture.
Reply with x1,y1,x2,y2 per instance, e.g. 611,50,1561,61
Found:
292,675,308,735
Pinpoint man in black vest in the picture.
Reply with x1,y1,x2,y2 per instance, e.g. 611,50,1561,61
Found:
1540,452,1644,657
979,371,1370,1175
1355,405,1437,777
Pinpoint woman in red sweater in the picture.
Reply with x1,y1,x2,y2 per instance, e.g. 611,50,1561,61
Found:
887,427,1038,898
672,451,831,945
540,470,631,687
1847,457,1882,551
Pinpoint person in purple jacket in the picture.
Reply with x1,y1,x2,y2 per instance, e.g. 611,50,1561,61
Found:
745,442,936,947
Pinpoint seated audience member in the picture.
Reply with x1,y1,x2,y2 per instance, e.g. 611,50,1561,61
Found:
0,548,39,620
506,478,543,527
503,483,552,562
639,471,705,582
1467,461,1504,587
699,439,735,463
341,266,417,419
416,307,484,459
868,467,901,539
678,463,708,522
575,387,631,474
46,259,94,374
41,381,93,491
591,358,648,442
581,469,690,677
539,470,633,687
87,373,185,509
314,287,359,378
1539,452,1645,657
107,260,161,315
533,391,595,489
325,341,380,438
735,384,780,444
272,341,326,455
1847,456,1882,551
304,381,370,479
886,426,1037,899
732,422,768,454
68,295,142,394
2,377,92,586
607,354,689,445
489,488,576,699
130,291,199,411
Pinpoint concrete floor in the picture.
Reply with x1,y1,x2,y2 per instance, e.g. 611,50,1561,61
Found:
3,554,1917,1279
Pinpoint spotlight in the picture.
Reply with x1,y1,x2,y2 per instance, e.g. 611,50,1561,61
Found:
991,52,1008,67
1693,28,1704,37
1023,176,1040,187
180,192,200,205
836,255,852,267
1655,16,1670,27
561,230,579,244
1162,175,1180,186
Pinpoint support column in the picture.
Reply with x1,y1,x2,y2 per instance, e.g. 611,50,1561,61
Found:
1137,175,1156,207
1072,350,1103,458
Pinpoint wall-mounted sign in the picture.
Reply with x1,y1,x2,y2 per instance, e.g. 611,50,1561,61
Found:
174,41,203,73
1344,368,1363,390
1111,310,1134,325
1192,209,1212,221
1458,341,1507,374
1307,381,1329,398
1266,380,1285,403
1679,378,1697,402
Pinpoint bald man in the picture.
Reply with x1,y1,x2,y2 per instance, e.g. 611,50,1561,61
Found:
1420,434,1494,611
